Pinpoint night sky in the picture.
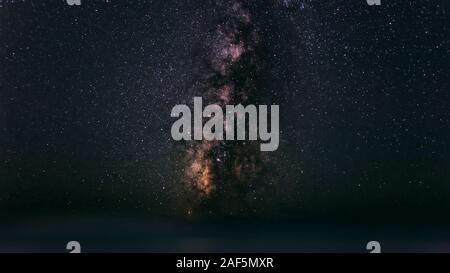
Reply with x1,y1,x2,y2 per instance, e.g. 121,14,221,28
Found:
1,0,450,251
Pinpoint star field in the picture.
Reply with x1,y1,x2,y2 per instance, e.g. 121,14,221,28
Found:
1,0,449,226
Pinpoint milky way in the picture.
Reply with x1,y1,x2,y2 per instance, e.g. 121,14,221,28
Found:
181,0,276,217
